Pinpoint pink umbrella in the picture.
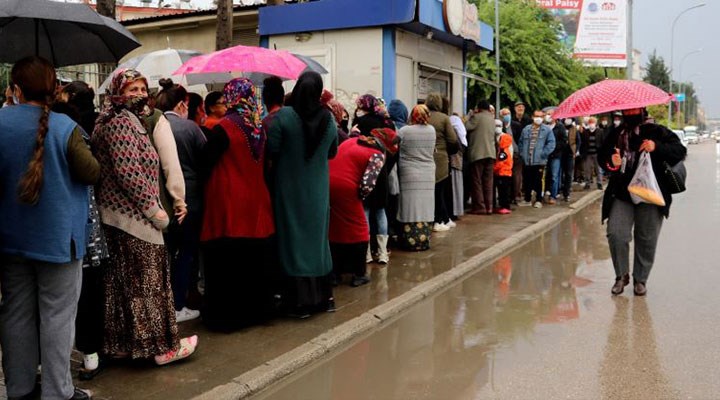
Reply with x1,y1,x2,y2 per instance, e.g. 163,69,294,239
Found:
553,79,674,119
173,44,308,81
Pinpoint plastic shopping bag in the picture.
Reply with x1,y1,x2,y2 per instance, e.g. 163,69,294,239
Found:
628,152,666,206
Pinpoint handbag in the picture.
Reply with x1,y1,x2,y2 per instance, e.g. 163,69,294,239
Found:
663,160,686,194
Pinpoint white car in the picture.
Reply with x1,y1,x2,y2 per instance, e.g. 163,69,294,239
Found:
711,131,720,142
685,132,699,145
673,130,688,147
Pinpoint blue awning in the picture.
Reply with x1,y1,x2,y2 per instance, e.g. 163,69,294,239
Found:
259,0,416,36
259,0,494,52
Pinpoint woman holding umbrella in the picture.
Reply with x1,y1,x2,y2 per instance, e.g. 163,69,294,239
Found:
600,108,686,296
92,69,197,365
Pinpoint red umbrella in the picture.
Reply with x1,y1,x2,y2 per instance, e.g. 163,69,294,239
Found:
553,79,674,119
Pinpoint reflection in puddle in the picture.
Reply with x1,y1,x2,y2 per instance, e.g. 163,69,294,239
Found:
253,204,618,400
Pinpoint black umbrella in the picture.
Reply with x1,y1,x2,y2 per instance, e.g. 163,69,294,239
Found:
0,0,141,67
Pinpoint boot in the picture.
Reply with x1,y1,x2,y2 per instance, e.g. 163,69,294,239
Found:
376,235,389,264
366,245,374,264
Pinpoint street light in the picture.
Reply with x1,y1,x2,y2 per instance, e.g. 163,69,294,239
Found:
668,2,706,128
680,73,701,126
678,48,702,85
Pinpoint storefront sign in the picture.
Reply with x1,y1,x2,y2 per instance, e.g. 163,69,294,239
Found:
443,0,481,43
537,0,628,67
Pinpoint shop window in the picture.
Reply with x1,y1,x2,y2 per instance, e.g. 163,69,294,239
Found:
418,66,451,104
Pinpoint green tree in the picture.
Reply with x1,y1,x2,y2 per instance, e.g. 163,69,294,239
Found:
642,50,670,92
466,0,589,111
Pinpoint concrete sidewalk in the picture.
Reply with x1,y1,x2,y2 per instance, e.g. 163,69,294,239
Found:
0,189,604,400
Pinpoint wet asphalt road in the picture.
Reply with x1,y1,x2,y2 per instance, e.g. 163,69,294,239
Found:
252,141,720,400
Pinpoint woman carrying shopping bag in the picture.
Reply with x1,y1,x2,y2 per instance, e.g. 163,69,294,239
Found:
599,108,686,296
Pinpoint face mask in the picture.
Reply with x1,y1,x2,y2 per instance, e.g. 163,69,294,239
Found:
588,123,597,130
502,115,511,124
124,95,149,116
340,119,349,132
613,119,622,127
533,117,543,125
544,115,553,123
564,118,573,126
601,120,608,127
495,127,503,134
624,114,643,127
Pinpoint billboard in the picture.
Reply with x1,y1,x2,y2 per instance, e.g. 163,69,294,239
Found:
537,0,628,68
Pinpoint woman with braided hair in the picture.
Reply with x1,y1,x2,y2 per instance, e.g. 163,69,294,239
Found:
0,56,98,400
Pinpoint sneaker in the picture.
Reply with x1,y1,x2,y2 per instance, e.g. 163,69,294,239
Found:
154,335,198,366
547,198,556,205
83,353,99,371
497,208,512,215
446,220,457,228
518,201,532,207
175,307,200,323
533,202,543,209
433,223,450,232
563,196,570,202
351,275,370,287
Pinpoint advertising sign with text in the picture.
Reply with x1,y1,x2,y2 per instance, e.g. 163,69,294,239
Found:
536,0,628,68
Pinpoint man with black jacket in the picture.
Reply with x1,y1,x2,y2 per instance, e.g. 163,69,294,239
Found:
544,108,567,204
580,116,606,190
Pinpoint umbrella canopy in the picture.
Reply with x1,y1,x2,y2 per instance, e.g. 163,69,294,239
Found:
292,53,329,75
173,45,308,83
0,0,140,67
98,49,233,93
553,80,674,119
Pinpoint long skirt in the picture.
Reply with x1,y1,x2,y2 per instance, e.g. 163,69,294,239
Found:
331,242,368,278
398,222,431,251
201,237,279,332
102,225,178,359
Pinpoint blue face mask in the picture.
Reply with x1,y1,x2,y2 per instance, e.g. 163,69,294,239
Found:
502,115,511,124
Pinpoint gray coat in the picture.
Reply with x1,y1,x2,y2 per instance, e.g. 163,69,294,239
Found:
464,110,496,163
397,124,437,223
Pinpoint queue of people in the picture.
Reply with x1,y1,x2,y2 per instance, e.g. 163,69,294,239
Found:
0,55,686,400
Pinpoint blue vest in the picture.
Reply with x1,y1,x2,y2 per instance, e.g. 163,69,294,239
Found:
0,104,89,263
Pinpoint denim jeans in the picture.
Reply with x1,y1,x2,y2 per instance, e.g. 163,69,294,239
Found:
548,158,562,199
364,207,388,235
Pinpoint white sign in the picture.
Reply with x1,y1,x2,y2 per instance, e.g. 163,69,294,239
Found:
537,0,628,68
443,0,481,43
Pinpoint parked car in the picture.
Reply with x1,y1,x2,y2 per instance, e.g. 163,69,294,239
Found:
684,126,699,145
673,130,688,147
711,130,720,142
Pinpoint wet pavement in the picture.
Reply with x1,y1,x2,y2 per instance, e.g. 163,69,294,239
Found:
250,141,720,400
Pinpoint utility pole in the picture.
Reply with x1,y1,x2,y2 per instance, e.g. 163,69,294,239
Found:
626,0,632,79
216,0,234,51
494,0,500,113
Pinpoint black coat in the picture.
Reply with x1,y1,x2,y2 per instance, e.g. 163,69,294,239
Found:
599,123,687,222
548,123,568,159
580,127,606,157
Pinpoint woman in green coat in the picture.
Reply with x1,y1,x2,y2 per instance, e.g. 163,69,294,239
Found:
267,71,338,318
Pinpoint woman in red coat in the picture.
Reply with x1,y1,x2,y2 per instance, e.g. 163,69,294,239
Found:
200,78,276,331
329,128,398,287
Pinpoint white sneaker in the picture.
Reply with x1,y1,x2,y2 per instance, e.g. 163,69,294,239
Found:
446,220,457,228
433,223,450,232
83,353,99,371
533,202,543,209
518,201,532,207
175,307,200,323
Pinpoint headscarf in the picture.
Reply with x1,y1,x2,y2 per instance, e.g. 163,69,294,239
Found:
356,94,386,116
223,77,264,161
320,89,334,106
289,71,331,160
371,128,400,155
387,100,409,130
325,99,346,130
97,68,150,124
409,104,431,125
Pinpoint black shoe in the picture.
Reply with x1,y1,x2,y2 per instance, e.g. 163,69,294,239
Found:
611,274,630,295
633,282,647,296
286,306,311,319
68,387,92,400
325,298,336,313
351,275,370,287
597,183,603,190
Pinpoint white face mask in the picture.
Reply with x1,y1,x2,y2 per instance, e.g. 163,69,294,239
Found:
564,118,572,126
544,115,553,123
588,123,597,130
495,127,503,134
533,117,543,125
613,119,621,127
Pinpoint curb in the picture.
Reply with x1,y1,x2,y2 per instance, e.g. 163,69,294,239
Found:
193,191,604,400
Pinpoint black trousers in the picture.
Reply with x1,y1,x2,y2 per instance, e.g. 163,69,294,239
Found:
434,178,450,224
523,165,545,203
495,176,513,210
75,265,105,354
